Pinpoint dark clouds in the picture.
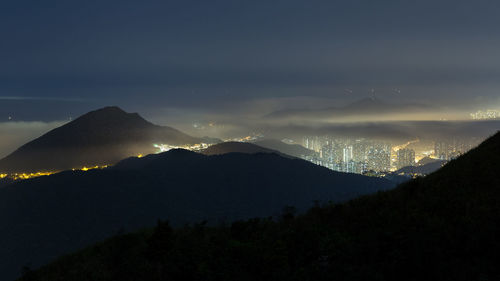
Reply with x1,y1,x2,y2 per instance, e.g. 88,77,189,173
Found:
0,97,100,122
1,0,500,120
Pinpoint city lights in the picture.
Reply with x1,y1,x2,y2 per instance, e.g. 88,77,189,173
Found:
153,143,210,153
470,110,500,120
78,165,108,172
1,165,109,181
299,135,480,176
8,172,56,180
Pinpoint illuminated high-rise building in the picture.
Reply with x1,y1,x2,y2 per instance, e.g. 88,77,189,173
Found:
434,141,450,160
352,140,367,162
343,146,353,163
397,148,415,169
366,146,391,172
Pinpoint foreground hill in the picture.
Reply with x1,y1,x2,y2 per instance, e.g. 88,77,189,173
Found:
19,131,500,281
0,106,203,173
0,150,392,280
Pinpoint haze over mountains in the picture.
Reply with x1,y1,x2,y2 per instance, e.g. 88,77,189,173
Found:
266,97,434,122
250,119,500,144
186,97,499,143
0,107,205,173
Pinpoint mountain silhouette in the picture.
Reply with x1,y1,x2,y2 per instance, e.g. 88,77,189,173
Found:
0,149,393,280
253,139,315,158
199,141,291,157
18,131,500,281
0,106,202,173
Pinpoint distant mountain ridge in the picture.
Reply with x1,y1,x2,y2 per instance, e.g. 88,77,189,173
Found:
253,139,315,158
197,140,315,159
199,142,291,158
0,149,393,280
0,106,203,173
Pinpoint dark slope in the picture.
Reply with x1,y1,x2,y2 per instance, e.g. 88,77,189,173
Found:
0,107,201,173
395,159,447,175
253,139,315,158
199,141,291,158
0,177,13,188
0,150,392,280
20,131,500,281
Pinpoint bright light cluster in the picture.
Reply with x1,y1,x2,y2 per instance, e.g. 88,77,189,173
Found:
470,110,500,120
77,165,108,172
1,165,109,181
153,143,210,153
225,135,263,142
10,172,56,180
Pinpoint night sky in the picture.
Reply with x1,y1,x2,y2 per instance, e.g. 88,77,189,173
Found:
1,0,500,155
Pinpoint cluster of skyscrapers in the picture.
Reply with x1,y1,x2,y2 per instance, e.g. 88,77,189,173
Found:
300,136,480,175
434,139,478,160
396,148,415,169
302,137,393,174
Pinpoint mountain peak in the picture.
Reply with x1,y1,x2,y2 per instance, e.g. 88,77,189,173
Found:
0,107,201,173
95,105,126,113
73,106,150,126
82,106,128,117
